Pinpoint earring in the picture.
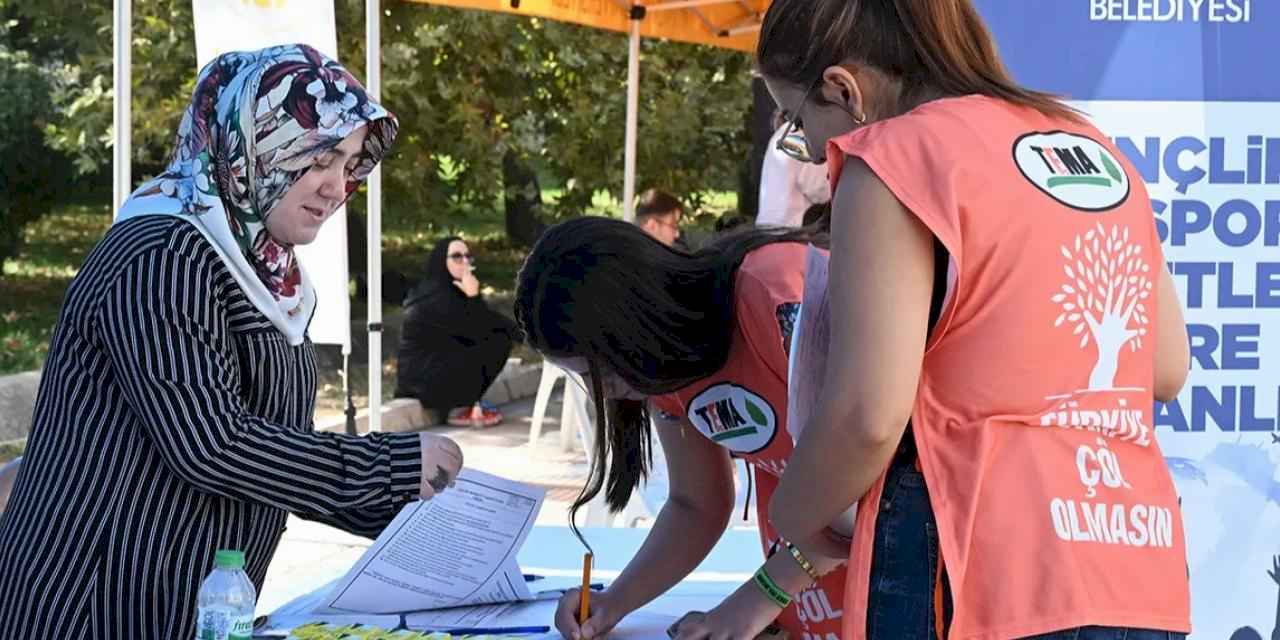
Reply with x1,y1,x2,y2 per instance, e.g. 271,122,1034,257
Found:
853,111,867,125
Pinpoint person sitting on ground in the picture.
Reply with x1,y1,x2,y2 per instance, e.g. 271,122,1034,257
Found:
634,188,684,248
395,236,518,428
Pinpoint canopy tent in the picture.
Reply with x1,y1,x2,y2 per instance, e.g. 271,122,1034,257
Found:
111,0,767,432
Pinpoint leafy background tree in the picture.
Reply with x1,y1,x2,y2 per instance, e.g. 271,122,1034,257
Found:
2,0,759,246
0,41,71,272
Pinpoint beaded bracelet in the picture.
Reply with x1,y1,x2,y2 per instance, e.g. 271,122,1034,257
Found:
784,540,820,582
752,567,793,609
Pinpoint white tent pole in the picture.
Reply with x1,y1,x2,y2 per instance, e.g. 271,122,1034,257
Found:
112,0,132,214
366,0,383,433
622,11,641,222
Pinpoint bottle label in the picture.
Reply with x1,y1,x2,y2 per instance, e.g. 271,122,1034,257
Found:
196,607,253,640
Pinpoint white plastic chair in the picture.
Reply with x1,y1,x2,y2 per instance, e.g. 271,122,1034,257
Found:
578,416,652,528
570,393,655,528
528,360,591,451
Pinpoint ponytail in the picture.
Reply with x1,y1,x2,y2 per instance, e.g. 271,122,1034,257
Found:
567,363,652,550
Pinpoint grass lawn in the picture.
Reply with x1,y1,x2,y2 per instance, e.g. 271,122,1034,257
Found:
0,440,23,463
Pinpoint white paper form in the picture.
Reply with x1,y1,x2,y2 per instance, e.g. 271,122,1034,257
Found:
256,578,401,636
318,469,546,614
405,598,556,631
787,246,857,537
786,244,831,446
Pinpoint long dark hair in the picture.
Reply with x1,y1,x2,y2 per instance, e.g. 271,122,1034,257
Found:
403,236,464,306
756,0,1079,122
514,217,822,537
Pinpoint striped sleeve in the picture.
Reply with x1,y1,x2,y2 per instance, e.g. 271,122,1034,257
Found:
96,245,423,517
296,508,404,539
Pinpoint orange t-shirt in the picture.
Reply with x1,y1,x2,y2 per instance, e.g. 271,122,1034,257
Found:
653,243,846,640
828,95,1191,640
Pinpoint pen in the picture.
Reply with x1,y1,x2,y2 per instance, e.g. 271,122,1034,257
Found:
578,552,593,625
439,625,552,636
534,582,605,598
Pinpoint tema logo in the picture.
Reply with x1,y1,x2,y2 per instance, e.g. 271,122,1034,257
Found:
1013,131,1130,212
688,383,777,454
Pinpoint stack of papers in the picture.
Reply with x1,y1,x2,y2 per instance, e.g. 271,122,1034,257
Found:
786,245,857,538
279,610,682,640
320,469,545,614
786,245,831,447
261,469,551,636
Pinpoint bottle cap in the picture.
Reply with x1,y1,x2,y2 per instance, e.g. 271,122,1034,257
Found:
214,549,245,570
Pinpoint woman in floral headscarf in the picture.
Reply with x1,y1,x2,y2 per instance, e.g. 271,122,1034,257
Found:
0,44,464,638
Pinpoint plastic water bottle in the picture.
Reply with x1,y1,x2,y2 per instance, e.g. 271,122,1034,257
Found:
195,549,257,640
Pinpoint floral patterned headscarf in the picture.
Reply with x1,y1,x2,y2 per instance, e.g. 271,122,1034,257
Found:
117,44,397,345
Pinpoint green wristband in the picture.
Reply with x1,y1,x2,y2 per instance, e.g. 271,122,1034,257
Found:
752,567,793,609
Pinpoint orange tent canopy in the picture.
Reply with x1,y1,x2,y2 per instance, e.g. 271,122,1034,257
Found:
406,0,768,52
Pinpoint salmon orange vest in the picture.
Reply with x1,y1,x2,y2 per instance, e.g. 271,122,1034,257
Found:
653,244,849,640
828,95,1191,639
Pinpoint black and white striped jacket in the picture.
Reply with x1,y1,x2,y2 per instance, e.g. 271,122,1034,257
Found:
0,215,422,638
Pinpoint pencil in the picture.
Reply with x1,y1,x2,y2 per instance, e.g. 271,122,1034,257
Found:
578,552,593,625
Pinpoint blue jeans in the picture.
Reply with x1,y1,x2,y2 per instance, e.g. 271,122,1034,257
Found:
1023,630,1186,640
865,435,1187,640
866,438,946,639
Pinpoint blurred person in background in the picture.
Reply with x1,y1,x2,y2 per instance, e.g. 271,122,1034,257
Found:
395,236,518,428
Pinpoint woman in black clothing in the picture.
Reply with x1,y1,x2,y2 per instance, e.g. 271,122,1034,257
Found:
396,236,518,427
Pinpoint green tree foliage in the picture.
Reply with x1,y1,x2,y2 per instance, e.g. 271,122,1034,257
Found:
3,0,196,178
3,1,752,241
0,41,71,271
357,4,752,233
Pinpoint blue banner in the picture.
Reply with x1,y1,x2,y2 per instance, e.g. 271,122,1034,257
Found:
974,0,1274,102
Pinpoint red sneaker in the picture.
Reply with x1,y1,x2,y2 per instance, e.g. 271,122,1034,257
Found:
473,405,503,428
447,405,503,428
447,407,475,427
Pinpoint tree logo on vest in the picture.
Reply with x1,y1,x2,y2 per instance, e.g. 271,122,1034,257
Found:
688,383,777,454
1039,222,1155,448
1051,222,1153,389
1013,131,1130,212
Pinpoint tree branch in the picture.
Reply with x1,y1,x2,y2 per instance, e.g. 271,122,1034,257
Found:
1120,283,1143,325
1120,328,1139,349
1084,310,1101,336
